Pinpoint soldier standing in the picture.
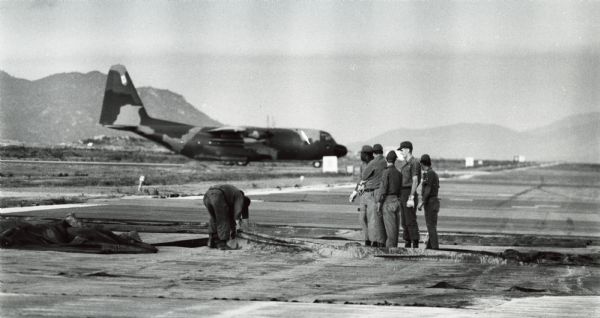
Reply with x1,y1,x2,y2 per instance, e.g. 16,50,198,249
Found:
349,145,374,246
377,150,402,249
418,154,440,249
360,144,388,247
396,141,421,248
203,184,251,250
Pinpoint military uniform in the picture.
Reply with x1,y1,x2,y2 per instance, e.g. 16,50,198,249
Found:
378,151,402,248
420,155,440,249
358,160,370,244
351,145,374,246
203,184,249,249
396,142,421,248
361,152,387,246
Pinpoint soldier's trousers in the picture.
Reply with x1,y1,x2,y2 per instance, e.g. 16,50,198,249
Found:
365,190,386,245
400,189,420,242
424,198,440,249
359,194,369,241
382,196,400,248
203,189,234,241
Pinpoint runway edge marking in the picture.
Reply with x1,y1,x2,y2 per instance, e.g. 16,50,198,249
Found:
0,203,106,214
171,183,357,200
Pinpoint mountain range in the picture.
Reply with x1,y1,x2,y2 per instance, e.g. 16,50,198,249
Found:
0,70,221,145
348,112,599,163
1,70,598,163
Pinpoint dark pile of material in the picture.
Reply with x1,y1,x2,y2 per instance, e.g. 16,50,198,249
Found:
0,214,157,254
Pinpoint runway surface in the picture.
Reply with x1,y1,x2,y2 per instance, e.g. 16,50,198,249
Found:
3,180,599,239
1,165,599,317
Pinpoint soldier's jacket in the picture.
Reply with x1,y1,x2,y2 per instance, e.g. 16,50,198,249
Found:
396,156,421,188
378,165,402,203
354,161,369,189
361,155,387,190
421,169,440,204
207,184,246,220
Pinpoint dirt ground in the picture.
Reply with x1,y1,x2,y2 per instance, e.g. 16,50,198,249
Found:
1,233,599,317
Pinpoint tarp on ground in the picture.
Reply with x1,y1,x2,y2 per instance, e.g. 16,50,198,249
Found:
0,217,157,254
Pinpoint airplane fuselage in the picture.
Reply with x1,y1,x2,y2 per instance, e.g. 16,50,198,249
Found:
100,64,347,165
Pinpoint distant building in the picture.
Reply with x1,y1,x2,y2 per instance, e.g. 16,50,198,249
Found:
465,157,475,167
513,155,526,162
322,156,338,173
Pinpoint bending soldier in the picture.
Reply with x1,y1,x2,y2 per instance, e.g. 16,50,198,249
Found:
203,184,251,250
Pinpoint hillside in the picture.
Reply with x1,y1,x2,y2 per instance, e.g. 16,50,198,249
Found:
0,70,221,144
349,112,599,163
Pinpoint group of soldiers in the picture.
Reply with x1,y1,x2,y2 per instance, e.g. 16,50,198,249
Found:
201,141,440,251
350,141,440,249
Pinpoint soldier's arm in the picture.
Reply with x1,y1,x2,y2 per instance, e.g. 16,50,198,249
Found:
410,176,418,197
232,191,245,220
410,162,419,196
421,172,432,204
379,169,389,204
362,167,375,182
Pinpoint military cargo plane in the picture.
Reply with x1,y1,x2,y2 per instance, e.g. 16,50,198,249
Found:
100,65,347,167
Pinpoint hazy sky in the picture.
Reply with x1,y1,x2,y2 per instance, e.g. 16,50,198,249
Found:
1,0,599,144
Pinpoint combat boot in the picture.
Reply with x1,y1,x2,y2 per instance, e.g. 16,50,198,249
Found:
412,240,419,249
404,241,412,248
365,240,371,247
216,241,235,250
208,234,218,248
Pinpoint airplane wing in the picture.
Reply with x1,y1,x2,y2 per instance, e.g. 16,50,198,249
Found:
205,126,247,133
205,126,273,144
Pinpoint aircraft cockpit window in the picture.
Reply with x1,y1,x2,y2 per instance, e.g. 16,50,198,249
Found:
299,130,311,144
320,131,335,142
295,129,320,144
248,130,260,139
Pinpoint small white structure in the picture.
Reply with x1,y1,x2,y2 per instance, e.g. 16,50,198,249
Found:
465,157,475,168
138,175,145,192
322,156,338,173
346,165,354,174
513,155,526,162
478,160,484,165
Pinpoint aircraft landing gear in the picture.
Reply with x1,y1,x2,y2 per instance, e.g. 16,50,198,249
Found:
312,160,322,168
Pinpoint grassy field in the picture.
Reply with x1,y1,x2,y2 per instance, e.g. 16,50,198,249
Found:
0,143,559,208
0,143,534,186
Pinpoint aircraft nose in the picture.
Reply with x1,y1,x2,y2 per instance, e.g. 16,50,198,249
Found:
335,144,348,157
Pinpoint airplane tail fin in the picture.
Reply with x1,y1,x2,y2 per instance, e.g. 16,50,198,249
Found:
100,65,152,129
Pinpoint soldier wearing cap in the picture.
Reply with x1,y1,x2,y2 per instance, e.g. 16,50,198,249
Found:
349,145,374,246
418,154,440,249
377,150,402,248
395,141,421,248
351,144,387,246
